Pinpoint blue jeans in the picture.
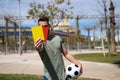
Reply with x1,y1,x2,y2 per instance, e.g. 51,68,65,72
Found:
43,76,48,80
43,76,69,80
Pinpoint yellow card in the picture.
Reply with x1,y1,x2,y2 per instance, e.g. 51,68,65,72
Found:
31,26,45,43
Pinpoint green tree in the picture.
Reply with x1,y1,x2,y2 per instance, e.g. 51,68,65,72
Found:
27,0,73,30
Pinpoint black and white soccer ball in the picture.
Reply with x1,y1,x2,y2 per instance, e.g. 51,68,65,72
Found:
65,63,80,79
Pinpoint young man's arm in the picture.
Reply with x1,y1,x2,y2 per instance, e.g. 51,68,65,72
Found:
62,47,83,74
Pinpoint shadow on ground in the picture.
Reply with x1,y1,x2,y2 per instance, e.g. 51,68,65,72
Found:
114,61,120,68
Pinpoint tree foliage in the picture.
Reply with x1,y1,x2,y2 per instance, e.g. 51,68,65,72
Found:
27,0,73,26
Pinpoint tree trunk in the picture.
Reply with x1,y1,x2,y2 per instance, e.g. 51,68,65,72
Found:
109,0,117,54
5,17,9,54
14,23,17,53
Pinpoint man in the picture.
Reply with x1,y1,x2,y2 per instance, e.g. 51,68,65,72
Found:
34,17,83,80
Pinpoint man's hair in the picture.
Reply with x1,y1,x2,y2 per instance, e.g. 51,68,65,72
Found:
38,17,49,24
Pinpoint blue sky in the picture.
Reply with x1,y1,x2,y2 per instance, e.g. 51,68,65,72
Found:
0,0,120,36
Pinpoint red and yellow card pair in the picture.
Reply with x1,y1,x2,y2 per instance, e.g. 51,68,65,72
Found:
31,25,48,43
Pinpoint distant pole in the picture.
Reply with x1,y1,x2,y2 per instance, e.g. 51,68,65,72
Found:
93,26,96,48
87,29,91,50
100,20,106,57
4,17,9,55
76,15,81,51
18,0,22,55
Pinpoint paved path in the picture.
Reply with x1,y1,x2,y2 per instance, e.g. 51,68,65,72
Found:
0,52,120,80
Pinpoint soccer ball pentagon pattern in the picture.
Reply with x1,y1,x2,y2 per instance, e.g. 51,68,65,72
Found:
65,63,80,79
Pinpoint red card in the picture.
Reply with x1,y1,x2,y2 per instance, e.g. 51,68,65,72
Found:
42,26,48,42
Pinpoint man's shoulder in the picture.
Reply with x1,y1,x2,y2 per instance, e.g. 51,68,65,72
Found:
49,34,62,41
54,35,62,40
49,35,62,41
55,35,60,38
50,34,60,38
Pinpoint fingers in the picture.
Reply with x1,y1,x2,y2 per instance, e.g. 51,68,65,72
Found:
79,63,83,75
34,38,43,51
80,65,83,74
76,63,83,75
34,38,42,48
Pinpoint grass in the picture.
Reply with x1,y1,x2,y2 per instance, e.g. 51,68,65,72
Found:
0,74,42,80
0,74,97,80
74,53,120,64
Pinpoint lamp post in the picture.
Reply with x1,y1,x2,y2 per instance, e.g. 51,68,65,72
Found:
76,15,81,51
100,20,105,56
18,0,22,55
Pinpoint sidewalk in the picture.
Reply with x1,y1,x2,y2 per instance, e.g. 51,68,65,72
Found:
0,52,120,80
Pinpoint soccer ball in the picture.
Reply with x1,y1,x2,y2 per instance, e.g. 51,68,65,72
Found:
65,63,81,79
